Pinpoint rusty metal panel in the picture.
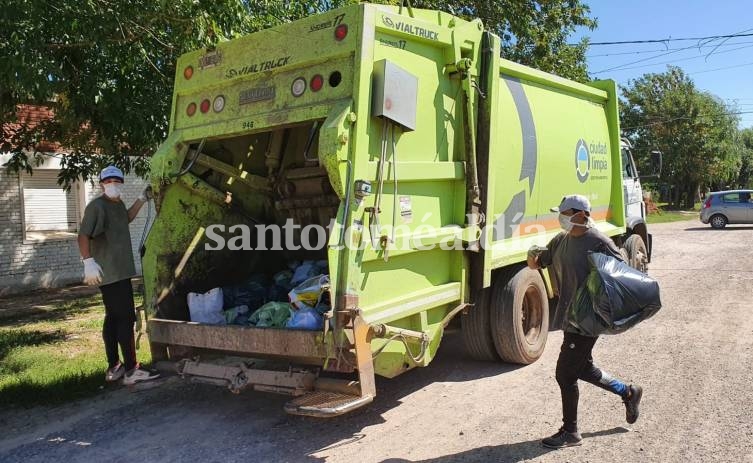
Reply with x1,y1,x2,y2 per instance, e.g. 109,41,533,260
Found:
148,319,330,359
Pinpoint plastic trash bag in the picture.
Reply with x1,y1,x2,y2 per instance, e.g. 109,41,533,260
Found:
290,260,328,286
288,275,330,310
568,252,662,336
248,302,293,328
223,305,250,325
187,288,226,325
268,270,294,302
286,306,324,330
222,273,268,310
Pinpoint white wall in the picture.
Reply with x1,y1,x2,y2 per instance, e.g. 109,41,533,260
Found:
0,154,152,296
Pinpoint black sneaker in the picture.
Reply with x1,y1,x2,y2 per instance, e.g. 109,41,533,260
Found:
542,428,583,449
624,384,643,424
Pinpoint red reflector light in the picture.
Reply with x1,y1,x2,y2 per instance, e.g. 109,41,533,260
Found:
311,74,324,92
186,102,197,117
184,66,194,80
200,99,211,113
334,24,348,41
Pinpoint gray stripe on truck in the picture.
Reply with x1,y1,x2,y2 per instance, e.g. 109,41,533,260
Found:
503,76,538,192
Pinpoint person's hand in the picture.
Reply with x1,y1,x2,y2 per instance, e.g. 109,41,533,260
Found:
527,245,546,269
83,258,103,286
138,185,153,202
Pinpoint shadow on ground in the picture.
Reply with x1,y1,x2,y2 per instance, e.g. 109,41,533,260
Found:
380,427,629,462
0,286,101,327
684,226,753,231
0,329,67,361
1,330,531,462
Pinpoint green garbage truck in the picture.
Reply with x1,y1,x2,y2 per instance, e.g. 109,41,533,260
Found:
142,3,659,417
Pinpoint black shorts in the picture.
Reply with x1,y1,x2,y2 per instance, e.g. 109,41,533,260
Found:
100,279,136,323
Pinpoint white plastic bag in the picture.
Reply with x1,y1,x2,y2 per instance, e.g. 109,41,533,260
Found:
187,287,226,325
288,275,330,310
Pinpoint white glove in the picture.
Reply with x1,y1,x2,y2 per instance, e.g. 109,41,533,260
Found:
138,185,153,202
83,258,103,286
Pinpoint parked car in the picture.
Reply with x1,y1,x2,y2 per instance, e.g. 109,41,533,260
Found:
700,190,753,228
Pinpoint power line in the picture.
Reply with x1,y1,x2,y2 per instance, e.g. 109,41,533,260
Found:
591,44,753,74
588,28,753,74
588,40,753,57
584,32,753,46
689,61,753,75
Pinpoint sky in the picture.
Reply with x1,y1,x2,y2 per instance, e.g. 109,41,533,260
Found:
573,0,753,129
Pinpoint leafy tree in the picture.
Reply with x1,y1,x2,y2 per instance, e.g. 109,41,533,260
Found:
2,0,594,188
738,128,753,189
620,67,742,208
400,1,596,80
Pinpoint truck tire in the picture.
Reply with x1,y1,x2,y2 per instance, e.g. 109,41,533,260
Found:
490,267,549,364
624,234,648,273
461,288,500,361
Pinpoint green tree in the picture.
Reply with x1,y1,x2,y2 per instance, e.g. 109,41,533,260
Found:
394,0,596,80
2,0,594,187
620,67,742,208
1,0,352,187
738,128,753,189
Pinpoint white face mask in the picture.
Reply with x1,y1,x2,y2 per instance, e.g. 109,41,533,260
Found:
103,183,122,199
558,213,593,232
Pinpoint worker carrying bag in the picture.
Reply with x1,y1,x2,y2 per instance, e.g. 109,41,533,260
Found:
568,252,662,336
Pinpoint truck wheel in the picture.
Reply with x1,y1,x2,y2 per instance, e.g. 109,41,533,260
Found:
624,234,648,273
710,214,727,229
490,267,549,364
461,288,500,361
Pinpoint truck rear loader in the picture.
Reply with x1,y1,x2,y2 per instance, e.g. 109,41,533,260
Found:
142,3,658,417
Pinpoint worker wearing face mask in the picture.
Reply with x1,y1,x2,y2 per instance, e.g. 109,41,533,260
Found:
77,166,159,386
527,194,643,449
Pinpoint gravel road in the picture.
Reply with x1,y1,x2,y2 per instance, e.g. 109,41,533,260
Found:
2,219,752,463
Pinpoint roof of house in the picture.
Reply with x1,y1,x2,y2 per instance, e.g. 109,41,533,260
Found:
2,104,62,152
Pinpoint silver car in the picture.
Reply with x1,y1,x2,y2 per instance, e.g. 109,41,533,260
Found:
700,190,753,228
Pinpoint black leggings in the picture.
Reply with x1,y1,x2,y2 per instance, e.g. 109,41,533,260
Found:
556,332,628,433
100,279,137,371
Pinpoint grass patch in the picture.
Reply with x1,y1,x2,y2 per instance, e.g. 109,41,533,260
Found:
0,292,151,408
646,202,700,224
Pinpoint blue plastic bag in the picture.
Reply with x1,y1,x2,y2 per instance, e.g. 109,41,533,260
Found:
286,306,324,331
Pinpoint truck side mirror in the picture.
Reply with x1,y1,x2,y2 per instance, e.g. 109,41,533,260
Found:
640,150,662,179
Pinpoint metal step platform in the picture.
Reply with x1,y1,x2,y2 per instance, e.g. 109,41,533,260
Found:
284,390,373,417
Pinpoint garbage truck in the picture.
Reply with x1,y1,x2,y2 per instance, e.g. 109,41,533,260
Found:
142,3,660,417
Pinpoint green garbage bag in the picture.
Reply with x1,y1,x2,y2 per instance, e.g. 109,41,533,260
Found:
248,302,293,328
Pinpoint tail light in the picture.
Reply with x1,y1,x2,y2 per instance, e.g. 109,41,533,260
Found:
310,74,324,92
200,99,211,113
703,197,712,209
184,66,194,80
186,102,197,117
334,24,348,41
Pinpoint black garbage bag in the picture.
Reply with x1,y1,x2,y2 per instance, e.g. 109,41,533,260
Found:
568,252,662,336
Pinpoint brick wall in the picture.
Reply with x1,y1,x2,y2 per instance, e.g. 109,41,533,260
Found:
0,157,153,296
